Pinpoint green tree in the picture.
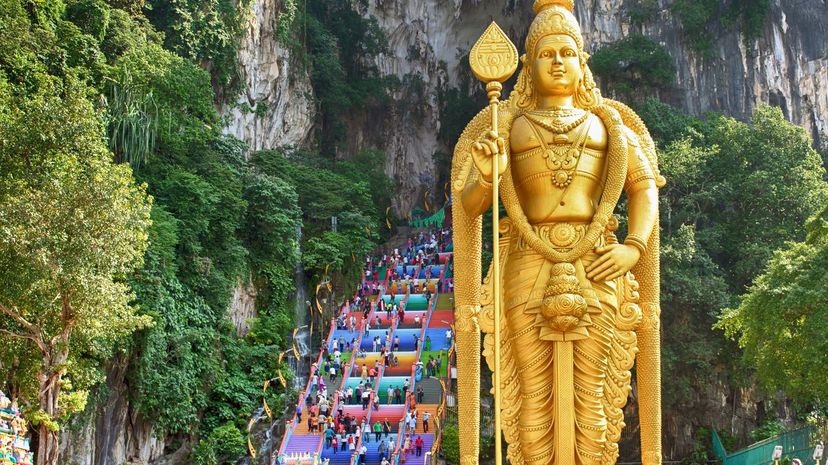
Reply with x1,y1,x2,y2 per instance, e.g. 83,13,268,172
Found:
191,421,247,465
301,0,394,152
441,423,460,465
590,34,676,97
0,76,152,465
251,149,385,281
717,206,828,407
701,106,828,291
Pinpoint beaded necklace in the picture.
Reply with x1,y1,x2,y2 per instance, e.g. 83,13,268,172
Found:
525,108,588,134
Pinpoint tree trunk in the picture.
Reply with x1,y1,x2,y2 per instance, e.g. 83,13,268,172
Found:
36,349,68,465
37,423,59,465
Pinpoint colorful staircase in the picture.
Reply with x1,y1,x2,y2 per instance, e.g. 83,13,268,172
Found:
275,232,454,465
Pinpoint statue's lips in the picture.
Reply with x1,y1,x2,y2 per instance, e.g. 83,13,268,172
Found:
548,69,566,77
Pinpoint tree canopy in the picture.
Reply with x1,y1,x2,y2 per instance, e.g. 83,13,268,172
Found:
0,74,152,462
718,206,828,407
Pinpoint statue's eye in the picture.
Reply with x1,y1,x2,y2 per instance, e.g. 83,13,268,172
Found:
564,49,576,57
540,50,551,58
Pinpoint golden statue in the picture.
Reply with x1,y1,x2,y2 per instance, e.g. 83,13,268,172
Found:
450,1,666,465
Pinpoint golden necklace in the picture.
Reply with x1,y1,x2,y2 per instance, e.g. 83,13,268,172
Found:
526,114,591,189
525,109,588,134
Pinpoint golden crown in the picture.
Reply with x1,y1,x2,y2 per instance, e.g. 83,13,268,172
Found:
527,0,583,56
534,0,575,14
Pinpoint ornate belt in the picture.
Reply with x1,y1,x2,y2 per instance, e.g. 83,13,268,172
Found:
514,222,591,252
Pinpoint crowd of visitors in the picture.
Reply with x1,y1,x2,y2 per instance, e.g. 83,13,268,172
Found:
362,229,454,296
281,227,455,465
0,391,32,465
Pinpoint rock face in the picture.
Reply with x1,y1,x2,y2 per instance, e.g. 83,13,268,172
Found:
220,0,316,153
230,280,258,336
358,0,535,214
229,0,828,210
344,0,828,212
570,0,828,143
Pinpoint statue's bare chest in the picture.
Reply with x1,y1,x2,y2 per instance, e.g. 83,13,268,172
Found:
509,114,609,222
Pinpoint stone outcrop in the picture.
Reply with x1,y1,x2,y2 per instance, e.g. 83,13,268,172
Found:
220,0,316,153
230,279,258,336
346,0,828,211
225,0,828,211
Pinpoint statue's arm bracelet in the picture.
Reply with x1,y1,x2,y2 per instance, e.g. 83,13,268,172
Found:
478,176,493,190
624,234,648,255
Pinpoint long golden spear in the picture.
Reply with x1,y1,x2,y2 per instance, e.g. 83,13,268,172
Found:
469,22,518,465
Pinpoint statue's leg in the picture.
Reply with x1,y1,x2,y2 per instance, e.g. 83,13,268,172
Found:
504,251,556,465
571,279,614,465
572,255,629,465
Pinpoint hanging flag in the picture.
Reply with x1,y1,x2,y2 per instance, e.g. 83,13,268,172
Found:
247,417,257,457
277,353,286,387
263,379,272,419
315,282,324,317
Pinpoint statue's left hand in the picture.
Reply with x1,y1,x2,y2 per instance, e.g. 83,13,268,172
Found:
585,244,641,282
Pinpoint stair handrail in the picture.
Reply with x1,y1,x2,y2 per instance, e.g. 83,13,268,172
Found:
389,294,424,465
434,259,447,296
318,307,368,461
381,257,392,296
411,260,422,294
277,317,340,460
429,377,448,459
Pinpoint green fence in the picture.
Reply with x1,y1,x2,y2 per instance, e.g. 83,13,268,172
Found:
713,427,817,465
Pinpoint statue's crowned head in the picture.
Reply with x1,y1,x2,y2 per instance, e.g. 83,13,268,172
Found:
512,0,601,109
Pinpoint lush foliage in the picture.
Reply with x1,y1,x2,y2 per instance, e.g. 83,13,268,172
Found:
145,0,253,92
251,149,390,281
0,64,153,463
625,0,659,25
717,206,828,408
590,34,676,97
441,423,460,465
0,1,392,463
297,0,395,152
640,102,828,423
192,422,247,465
672,0,771,56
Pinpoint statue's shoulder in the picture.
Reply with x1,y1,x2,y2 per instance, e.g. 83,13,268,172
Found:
509,114,536,152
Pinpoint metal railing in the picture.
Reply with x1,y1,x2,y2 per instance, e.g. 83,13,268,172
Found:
276,319,340,460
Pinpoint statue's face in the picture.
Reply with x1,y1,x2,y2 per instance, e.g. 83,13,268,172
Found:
531,34,583,97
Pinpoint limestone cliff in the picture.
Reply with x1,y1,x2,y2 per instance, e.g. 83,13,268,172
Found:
59,356,189,465
220,0,315,153
352,0,828,213
221,0,828,213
